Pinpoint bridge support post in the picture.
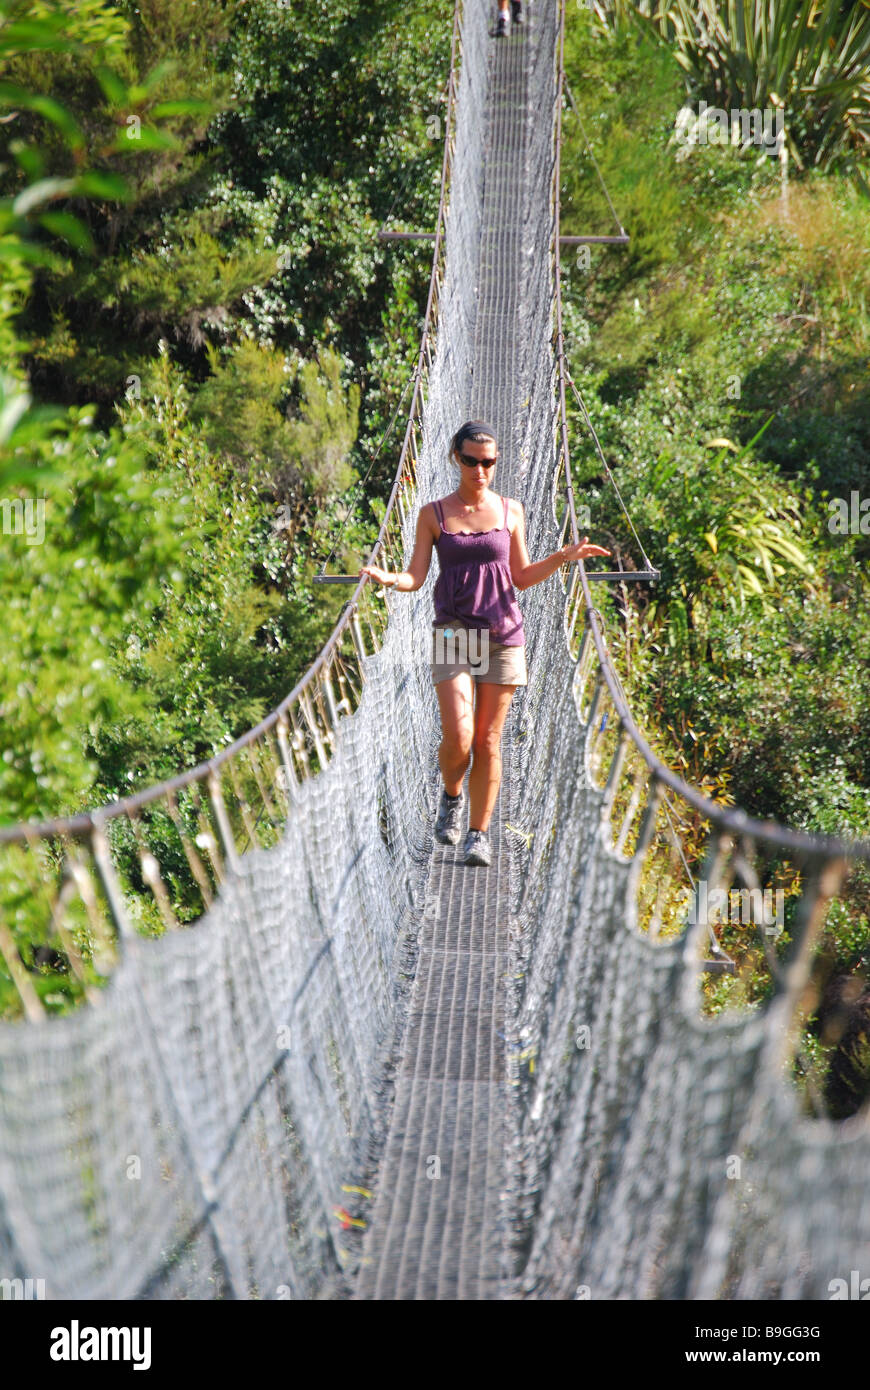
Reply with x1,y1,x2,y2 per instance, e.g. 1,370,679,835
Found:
276,715,302,804
350,612,368,673
208,771,241,876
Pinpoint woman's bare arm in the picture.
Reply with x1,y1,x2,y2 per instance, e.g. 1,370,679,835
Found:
508,499,609,590
359,504,438,591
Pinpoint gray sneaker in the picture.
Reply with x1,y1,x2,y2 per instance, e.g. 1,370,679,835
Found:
435,788,465,845
463,829,492,867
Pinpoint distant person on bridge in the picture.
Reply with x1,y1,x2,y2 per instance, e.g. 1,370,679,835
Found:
360,421,609,868
496,1,522,37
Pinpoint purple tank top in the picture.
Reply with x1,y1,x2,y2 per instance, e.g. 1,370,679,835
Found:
431,493,525,646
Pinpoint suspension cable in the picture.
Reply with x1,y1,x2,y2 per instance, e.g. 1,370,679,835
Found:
563,77,626,239
564,363,657,573
315,362,419,575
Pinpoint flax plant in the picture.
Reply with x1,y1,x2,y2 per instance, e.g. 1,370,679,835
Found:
595,0,870,182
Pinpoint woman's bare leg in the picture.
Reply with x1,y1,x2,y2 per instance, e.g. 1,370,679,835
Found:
435,672,475,796
468,682,517,832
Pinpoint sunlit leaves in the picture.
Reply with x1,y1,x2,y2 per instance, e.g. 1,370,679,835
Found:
603,0,870,180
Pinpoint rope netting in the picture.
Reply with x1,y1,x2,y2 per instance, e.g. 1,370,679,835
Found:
0,0,868,1301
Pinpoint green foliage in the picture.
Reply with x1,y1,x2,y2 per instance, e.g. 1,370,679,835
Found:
0,394,195,824
29,212,279,398
192,340,359,521
561,16,697,274
85,343,353,801
208,0,450,466
284,350,360,497
1,0,241,408
1,0,448,429
0,3,202,825
0,0,430,814
600,0,870,181
2,0,448,615
638,425,815,645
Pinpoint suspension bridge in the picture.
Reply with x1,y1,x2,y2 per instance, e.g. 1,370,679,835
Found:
0,0,868,1302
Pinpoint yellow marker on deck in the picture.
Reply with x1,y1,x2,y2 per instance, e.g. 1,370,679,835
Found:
334,1205,367,1230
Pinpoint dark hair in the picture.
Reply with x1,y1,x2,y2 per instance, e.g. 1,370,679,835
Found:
449,420,498,460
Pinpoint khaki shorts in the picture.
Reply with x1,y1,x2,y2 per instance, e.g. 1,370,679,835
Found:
430,623,528,687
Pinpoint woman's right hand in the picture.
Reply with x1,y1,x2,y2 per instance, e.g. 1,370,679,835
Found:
359,564,395,587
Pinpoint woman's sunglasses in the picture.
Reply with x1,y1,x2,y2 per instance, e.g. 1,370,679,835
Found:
457,451,497,468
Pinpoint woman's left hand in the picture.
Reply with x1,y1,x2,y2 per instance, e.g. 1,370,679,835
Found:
563,535,611,562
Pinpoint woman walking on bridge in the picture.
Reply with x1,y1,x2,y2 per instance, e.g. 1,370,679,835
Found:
360,421,609,866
